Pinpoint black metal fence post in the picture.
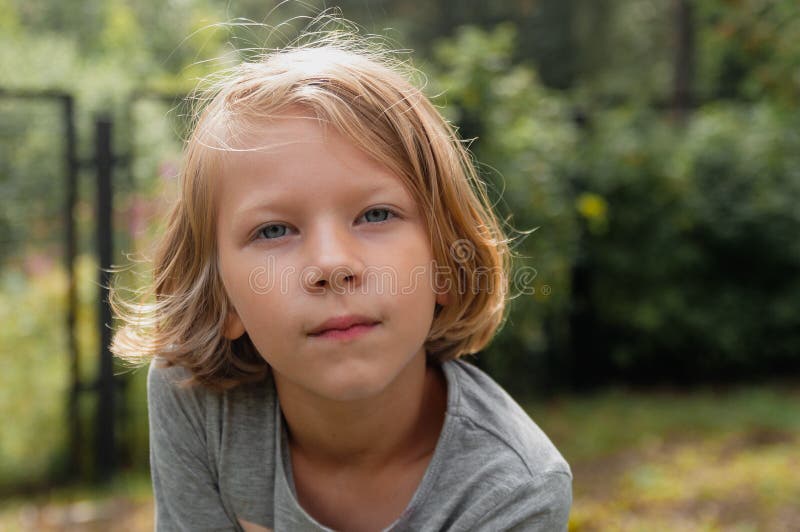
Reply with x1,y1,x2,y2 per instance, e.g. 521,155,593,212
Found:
94,115,115,482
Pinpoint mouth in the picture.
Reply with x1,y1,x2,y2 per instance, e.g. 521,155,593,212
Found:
308,315,381,340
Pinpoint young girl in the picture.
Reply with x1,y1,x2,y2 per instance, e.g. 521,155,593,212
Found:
112,23,571,532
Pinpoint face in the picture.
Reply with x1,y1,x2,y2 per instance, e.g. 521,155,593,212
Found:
215,111,446,402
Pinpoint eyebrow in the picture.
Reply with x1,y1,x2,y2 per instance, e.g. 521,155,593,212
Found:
231,180,412,226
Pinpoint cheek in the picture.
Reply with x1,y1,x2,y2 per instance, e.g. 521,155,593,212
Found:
218,246,287,324
396,235,436,291
388,248,438,327
220,241,290,293
234,289,301,363
229,262,294,322
384,222,434,264
227,257,304,323
391,281,438,351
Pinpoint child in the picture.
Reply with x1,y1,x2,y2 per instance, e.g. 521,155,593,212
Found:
112,21,572,532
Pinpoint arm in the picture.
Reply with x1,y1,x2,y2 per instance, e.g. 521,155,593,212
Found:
468,471,573,532
147,361,239,531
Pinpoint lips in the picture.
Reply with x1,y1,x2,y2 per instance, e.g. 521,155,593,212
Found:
308,314,381,336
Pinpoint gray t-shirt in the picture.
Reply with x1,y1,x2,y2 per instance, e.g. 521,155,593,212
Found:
147,358,572,531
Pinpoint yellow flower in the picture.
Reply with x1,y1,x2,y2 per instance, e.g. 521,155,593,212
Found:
576,192,608,221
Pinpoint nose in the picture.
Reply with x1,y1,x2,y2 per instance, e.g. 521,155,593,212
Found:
301,222,366,294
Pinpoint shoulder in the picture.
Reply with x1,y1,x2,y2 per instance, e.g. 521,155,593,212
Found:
147,359,280,526
398,360,572,531
404,360,572,530
147,359,220,448
147,358,275,435
147,360,280,528
443,358,572,481
147,358,198,399
147,359,214,419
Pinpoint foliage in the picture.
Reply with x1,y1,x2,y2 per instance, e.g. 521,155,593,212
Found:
696,0,800,106
0,259,85,490
569,102,800,385
0,100,65,264
0,255,150,493
0,270,67,487
423,22,800,393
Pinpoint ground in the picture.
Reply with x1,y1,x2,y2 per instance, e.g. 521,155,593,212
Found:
2,383,798,531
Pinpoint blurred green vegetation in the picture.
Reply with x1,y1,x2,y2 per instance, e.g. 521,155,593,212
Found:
423,21,800,394
1,0,798,509
0,255,151,492
0,263,72,487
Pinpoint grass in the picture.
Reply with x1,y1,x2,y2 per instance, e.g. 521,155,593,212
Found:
1,382,797,530
0,472,152,531
527,383,800,531
528,383,800,461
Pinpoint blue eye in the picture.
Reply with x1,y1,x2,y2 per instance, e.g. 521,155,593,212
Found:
362,208,394,223
258,224,289,239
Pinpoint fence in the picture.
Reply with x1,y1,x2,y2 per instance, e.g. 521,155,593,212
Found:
0,89,184,489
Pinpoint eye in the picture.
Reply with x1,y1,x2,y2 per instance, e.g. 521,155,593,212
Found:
361,208,395,224
256,223,291,240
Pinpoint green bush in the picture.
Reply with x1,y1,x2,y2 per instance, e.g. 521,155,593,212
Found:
555,102,800,386
428,25,800,394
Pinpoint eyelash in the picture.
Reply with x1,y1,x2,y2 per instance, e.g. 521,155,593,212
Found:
254,207,399,241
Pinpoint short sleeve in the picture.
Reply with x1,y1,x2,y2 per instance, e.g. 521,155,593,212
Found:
468,471,573,532
147,361,238,531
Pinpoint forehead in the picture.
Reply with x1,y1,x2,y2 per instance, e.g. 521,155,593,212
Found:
213,111,413,214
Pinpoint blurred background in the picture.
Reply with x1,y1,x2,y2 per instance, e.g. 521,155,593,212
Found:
1,0,798,529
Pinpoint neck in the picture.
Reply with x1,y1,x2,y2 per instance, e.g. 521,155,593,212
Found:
274,351,447,472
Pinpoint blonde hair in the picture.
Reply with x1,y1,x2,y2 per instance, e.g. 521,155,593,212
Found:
111,20,511,390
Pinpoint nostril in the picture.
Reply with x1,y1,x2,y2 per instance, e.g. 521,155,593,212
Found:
306,266,361,291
